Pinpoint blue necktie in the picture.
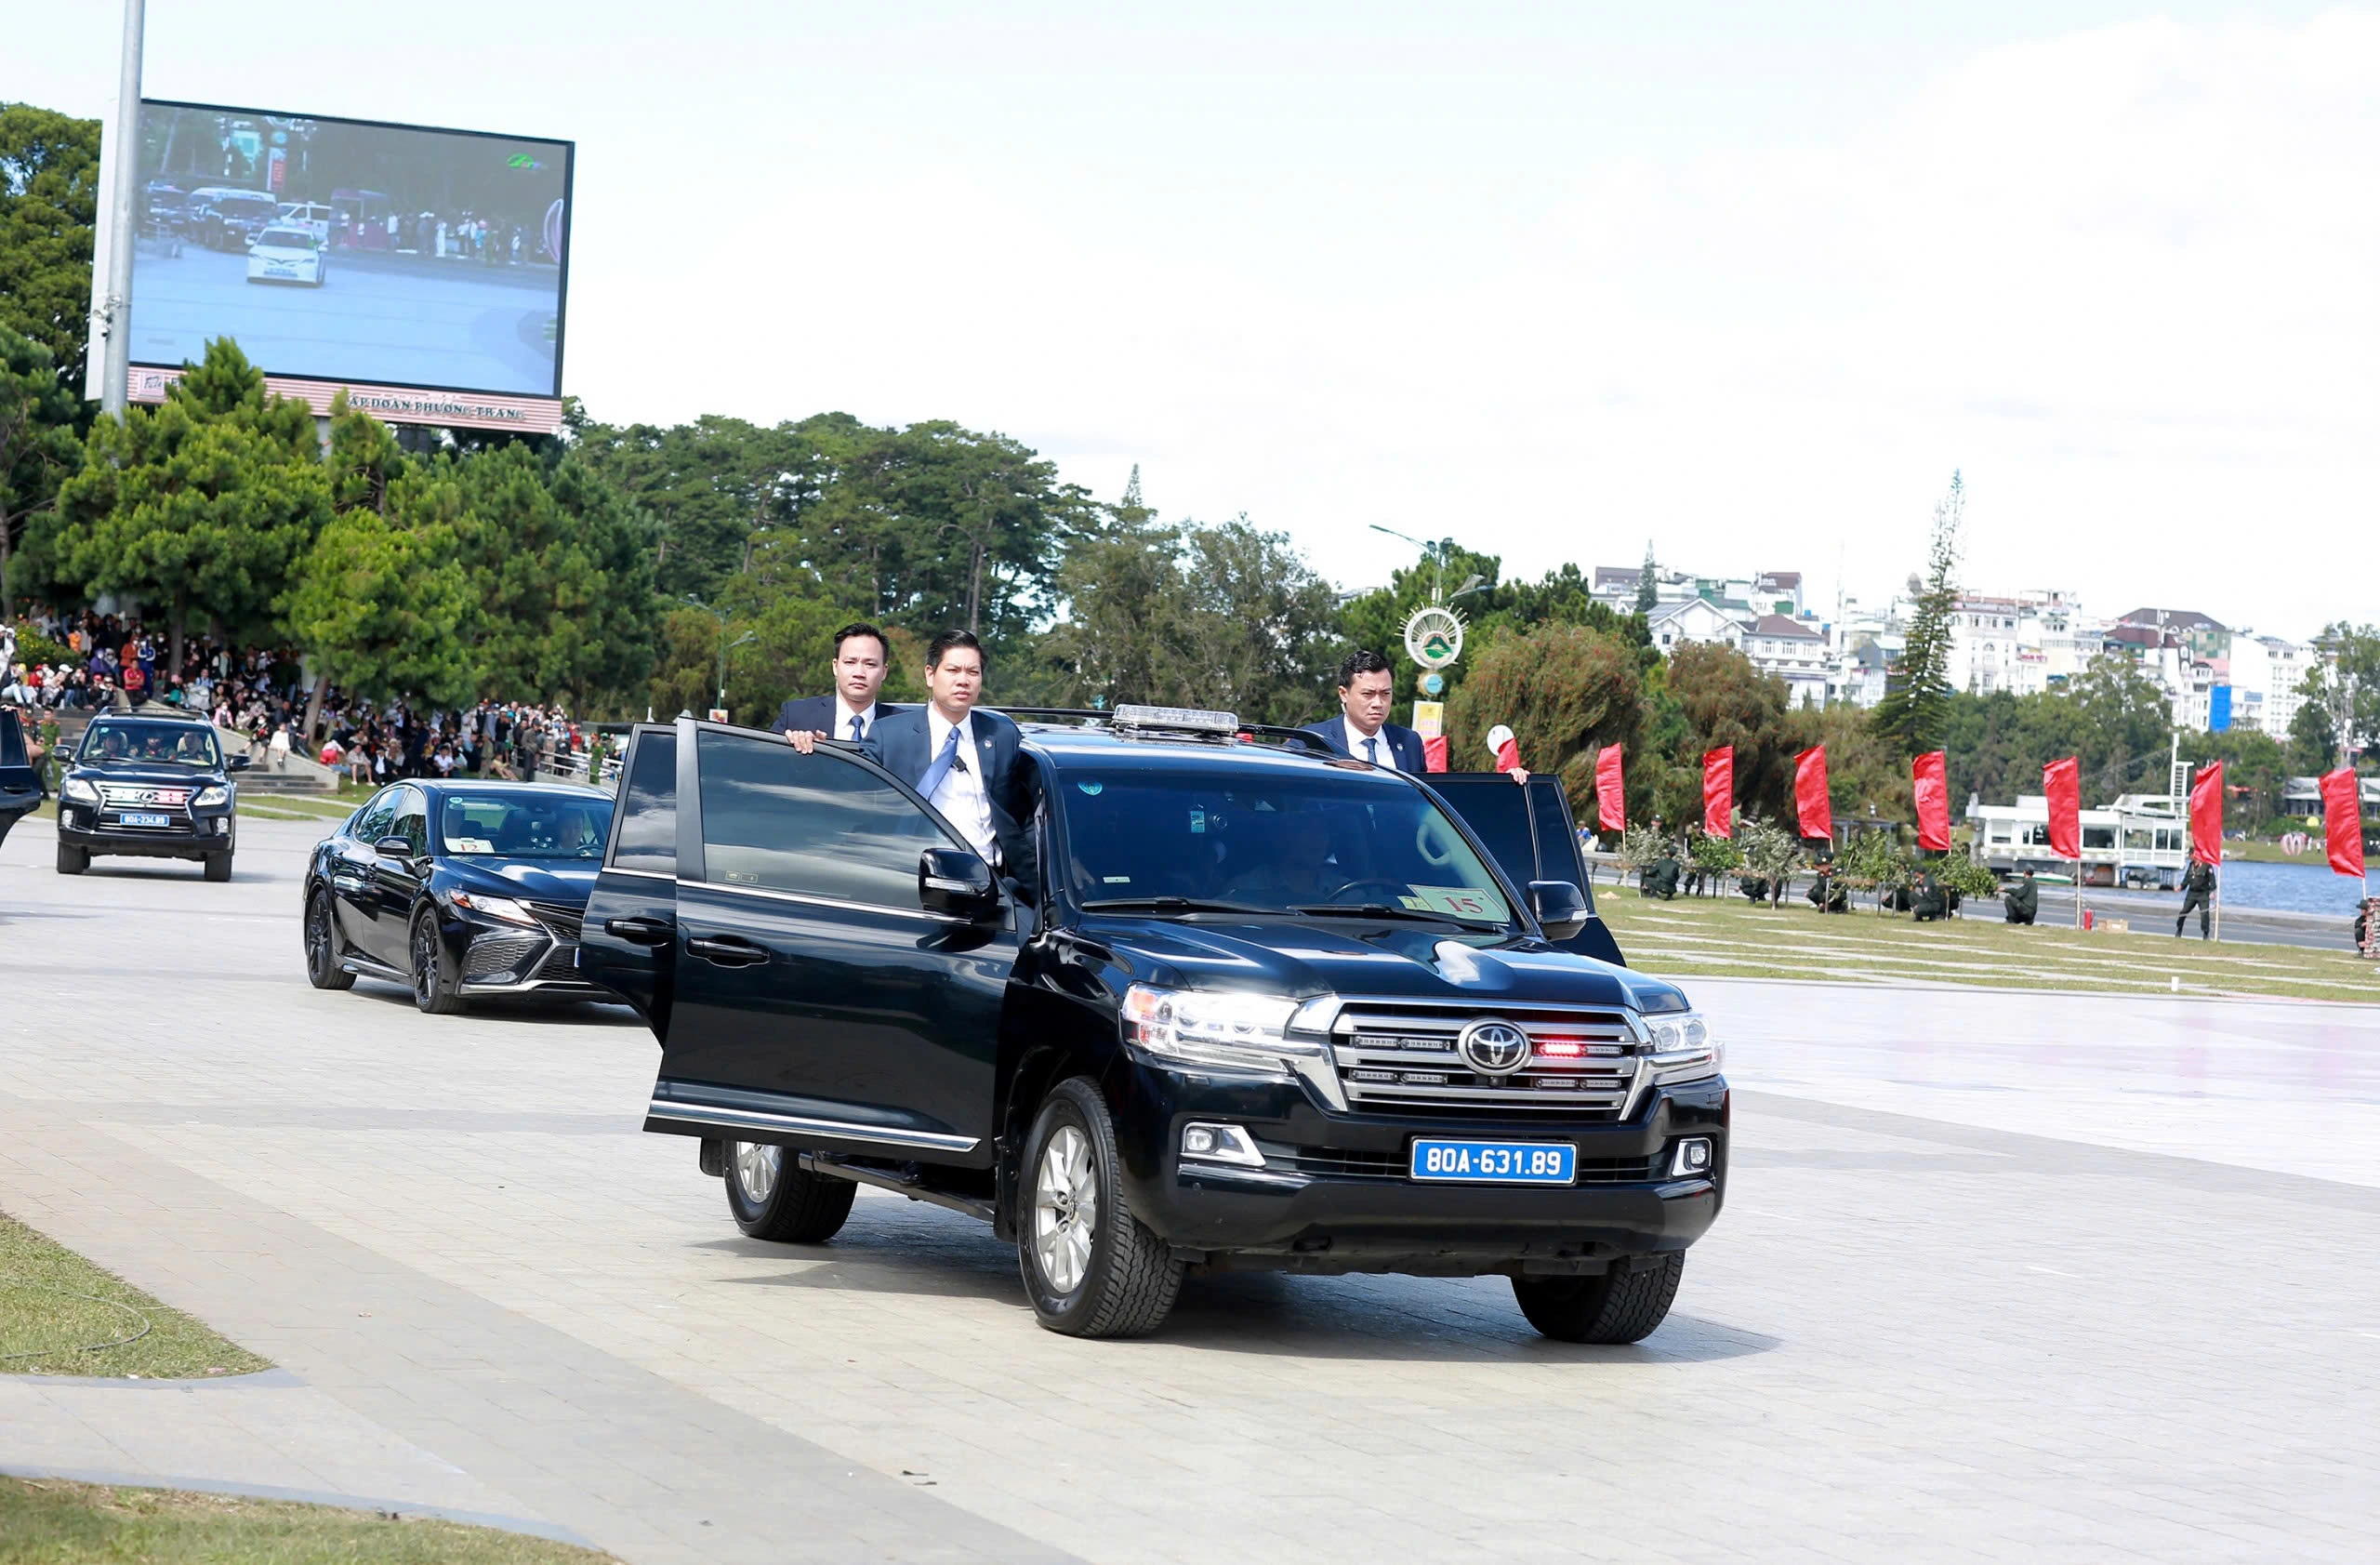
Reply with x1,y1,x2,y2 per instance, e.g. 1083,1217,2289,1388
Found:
848,713,865,742
1363,736,1380,766
919,723,962,799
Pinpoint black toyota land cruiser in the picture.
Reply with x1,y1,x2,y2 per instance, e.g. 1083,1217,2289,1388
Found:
55,709,245,879
580,709,1725,1342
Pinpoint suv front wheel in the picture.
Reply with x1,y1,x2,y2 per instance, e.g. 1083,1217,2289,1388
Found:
1511,1253,1684,1344
1018,1078,1183,1338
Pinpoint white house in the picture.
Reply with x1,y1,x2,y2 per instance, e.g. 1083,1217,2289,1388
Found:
1646,597,1748,655
1742,614,1830,707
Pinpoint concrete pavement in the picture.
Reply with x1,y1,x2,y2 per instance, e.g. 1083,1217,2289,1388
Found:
4,812,2376,1562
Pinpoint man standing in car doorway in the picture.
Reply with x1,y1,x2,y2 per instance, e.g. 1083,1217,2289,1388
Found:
1302,650,1427,770
863,630,1040,899
778,622,902,747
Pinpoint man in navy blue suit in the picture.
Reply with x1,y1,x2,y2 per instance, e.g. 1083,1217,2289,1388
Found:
1302,649,1429,771
863,630,1039,898
775,623,903,746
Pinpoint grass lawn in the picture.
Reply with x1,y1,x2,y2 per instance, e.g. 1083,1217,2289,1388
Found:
0,1212,269,1379
1598,890,2380,1004
0,1478,615,1564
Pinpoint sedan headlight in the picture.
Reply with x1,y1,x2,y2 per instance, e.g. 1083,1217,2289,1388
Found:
192,786,229,807
1122,984,1315,1077
445,890,539,926
61,776,99,804
1644,1011,1723,1085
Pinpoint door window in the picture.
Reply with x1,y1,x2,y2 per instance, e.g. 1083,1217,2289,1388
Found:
694,729,958,910
390,787,429,855
611,732,676,872
353,788,399,844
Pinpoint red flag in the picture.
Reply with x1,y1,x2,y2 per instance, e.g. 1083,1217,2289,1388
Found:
1487,723,1523,773
1702,747,1733,838
1421,736,1448,774
1912,750,1950,853
2043,757,2081,860
1594,745,1625,833
1792,747,1831,841
2188,760,2224,866
2321,767,2364,878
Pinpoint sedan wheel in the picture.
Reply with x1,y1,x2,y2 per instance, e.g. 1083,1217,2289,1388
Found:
410,909,464,1015
305,890,355,990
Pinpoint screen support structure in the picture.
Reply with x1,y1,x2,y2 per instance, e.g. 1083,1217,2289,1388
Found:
95,0,146,416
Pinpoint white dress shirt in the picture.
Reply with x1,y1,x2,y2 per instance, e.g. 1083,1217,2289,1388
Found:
834,696,881,742
927,707,999,864
1343,717,1397,771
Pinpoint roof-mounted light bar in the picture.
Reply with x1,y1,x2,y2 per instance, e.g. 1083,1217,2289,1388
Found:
1110,704,1239,735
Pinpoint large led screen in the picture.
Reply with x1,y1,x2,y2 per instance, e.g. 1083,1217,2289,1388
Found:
127,100,572,405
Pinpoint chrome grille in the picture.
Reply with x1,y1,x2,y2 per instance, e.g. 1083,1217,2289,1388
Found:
99,783,193,807
1329,1004,1643,1118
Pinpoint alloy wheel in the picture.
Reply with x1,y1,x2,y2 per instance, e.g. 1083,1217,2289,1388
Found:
412,918,438,1005
306,895,331,977
734,1141,781,1204
1032,1125,1098,1294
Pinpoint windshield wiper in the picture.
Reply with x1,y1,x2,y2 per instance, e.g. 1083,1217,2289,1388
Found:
1080,896,1286,917
1292,902,1507,931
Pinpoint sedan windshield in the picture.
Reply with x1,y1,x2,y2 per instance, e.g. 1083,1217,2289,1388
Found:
257,228,316,249
1059,765,1514,927
79,722,220,768
438,792,611,859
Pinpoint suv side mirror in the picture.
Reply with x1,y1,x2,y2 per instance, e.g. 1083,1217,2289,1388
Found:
919,847,998,920
1528,881,1590,941
375,835,418,861
228,753,251,771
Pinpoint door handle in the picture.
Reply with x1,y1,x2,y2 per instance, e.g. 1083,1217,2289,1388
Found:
686,934,769,967
604,916,672,947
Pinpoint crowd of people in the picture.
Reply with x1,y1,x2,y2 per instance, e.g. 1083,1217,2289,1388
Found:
3,608,605,788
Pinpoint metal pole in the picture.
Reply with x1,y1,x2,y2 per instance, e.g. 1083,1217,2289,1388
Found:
99,0,146,418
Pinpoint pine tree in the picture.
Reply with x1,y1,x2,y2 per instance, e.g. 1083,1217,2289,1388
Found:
1633,540,1659,616
1872,471,1964,753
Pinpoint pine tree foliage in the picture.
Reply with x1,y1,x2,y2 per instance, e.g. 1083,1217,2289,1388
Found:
1872,471,1964,754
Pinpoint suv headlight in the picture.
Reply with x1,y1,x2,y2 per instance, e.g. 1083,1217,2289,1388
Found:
1644,1011,1722,1085
192,785,229,807
1122,984,1318,1077
62,776,99,804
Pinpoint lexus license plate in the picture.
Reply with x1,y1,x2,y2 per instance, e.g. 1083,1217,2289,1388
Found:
121,812,172,828
1409,1139,1575,1185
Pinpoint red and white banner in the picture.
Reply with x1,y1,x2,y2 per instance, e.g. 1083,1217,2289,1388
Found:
2321,767,2364,879
1912,749,1950,853
126,365,565,434
1702,747,1733,838
1486,723,1522,774
2043,756,2082,861
1421,736,1448,774
2188,760,2224,866
1593,744,1625,833
1792,746,1831,842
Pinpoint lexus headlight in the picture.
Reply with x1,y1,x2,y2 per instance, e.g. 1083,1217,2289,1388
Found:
62,776,99,804
445,890,538,926
1644,1011,1722,1085
192,786,229,807
1122,984,1316,1077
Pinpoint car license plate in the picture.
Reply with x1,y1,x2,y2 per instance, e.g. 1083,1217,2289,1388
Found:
1409,1139,1575,1185
122,812,172,828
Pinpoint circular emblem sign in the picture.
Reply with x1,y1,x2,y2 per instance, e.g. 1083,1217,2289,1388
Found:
1421,671,1446,696
1403,605,1465,670
1458,1018,1531,1076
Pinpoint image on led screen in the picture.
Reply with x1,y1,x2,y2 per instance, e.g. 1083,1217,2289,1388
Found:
127,101,571,398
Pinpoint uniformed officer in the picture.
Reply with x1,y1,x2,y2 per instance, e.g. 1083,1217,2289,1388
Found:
2003,868,2040,925
2175,857,2215,939
1910,868,1949,922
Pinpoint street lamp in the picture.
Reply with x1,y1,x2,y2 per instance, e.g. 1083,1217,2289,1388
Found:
1366,524,1483,606
682,595,753,718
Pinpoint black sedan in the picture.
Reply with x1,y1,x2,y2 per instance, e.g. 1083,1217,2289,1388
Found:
302,780,615,1014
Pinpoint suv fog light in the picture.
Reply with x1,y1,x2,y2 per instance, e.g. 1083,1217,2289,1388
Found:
1180,1122,1263,1168
1670,1137,1713,1178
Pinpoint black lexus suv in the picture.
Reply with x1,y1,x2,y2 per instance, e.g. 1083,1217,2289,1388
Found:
56,709,244,879
580,710,1726,1343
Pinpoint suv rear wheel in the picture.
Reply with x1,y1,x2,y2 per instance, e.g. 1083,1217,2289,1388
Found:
1511,1253,1684,1344
725,1142,856,1242
1018,1078,1183,1338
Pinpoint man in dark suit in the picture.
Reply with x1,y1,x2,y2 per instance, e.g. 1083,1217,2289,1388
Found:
777,622,901,747
1302,649,1427,771
863,630,1038,898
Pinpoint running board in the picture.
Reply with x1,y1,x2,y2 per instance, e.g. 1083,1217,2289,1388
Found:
797,1152,996,1225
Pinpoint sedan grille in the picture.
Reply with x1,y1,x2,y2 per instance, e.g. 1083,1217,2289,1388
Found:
527,902,584,941
464,932,545,979
533,945,583,980
1328,1004,1644,1119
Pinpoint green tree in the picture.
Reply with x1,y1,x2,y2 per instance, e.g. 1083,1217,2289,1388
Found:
41,339,328,672
2313,622,2380,758
0,103,100,399
1633,541,1658,617
1446,621,1642,819
0,325,82,616
1649,642,1801,827
1339,545,1649,712
2287,668,2336,776
2188,726,2286,833
1871,471,1964,753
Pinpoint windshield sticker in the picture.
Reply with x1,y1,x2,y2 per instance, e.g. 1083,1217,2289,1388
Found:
1077,781,1104,795
1406,885,1500,920
1104,875,1132,883
1190,807,1206,834
1399,895,1431,910
448,837,496,855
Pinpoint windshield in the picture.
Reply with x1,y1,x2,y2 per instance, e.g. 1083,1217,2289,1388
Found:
437,792,611,859
79,722,220,768
1057,765,1514,926
219,197,275,217
258,228,315,248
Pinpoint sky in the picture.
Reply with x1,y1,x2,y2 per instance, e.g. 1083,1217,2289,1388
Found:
5,1,2371,641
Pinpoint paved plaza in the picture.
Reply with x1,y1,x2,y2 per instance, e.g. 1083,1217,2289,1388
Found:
3,813,2376,1562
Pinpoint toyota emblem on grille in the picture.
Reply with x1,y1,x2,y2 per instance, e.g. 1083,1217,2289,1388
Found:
1458,1019,1531,1075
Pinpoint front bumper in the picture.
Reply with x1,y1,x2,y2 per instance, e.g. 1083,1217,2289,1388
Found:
448,916,608,999
58,803,234,858
1108,1064,1727,1276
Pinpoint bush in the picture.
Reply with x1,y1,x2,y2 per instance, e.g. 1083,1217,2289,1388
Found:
7,621,71,671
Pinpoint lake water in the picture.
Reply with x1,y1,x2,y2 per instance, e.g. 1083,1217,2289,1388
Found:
2211,858,2371,915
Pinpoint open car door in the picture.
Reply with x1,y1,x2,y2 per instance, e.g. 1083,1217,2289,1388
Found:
1422,772,1625,966
0,710,43,850
578,723,681,1036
